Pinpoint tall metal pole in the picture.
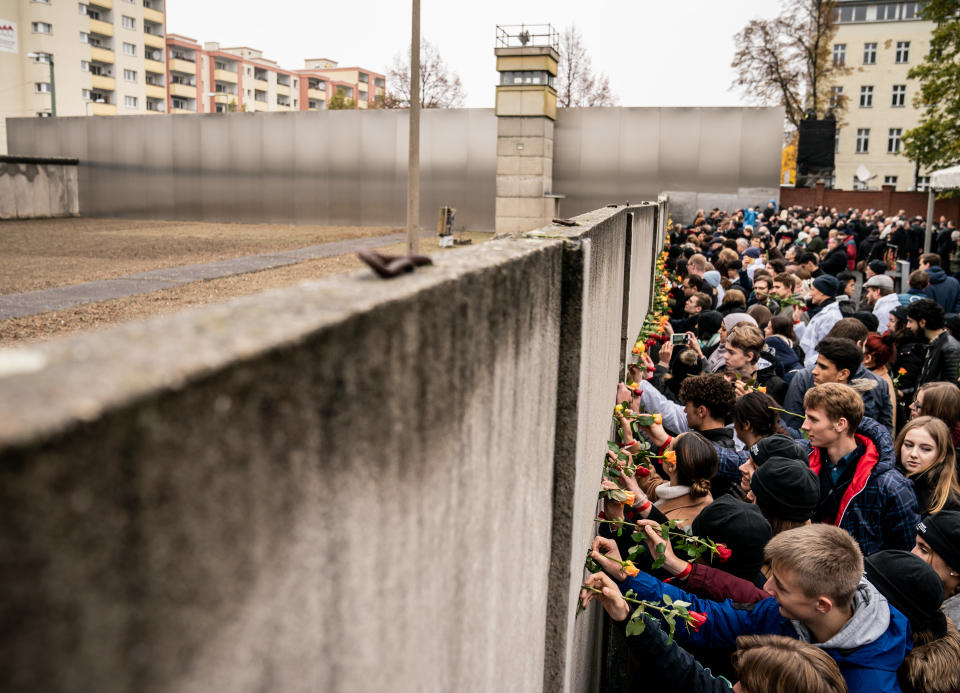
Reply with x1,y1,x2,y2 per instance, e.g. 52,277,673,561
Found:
406,0,421,254
925,187,936,253
49,57,56,117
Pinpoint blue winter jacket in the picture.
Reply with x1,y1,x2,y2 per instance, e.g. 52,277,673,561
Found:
924,266,960,313
764,336,803,382
620,571,911,693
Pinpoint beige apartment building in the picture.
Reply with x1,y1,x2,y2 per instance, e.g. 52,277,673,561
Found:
0,0,166,150
831,0,934,191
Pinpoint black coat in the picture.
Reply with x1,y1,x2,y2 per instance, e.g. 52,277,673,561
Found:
820,246,849,276
918,330,960,387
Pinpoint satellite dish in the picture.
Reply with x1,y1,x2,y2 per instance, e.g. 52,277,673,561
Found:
855,164,872,183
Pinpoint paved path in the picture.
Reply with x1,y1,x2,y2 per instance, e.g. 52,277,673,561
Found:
0,231,413,320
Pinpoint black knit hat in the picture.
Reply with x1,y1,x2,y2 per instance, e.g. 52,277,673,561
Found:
853,311,880,332
750,456,820,521
868,259,887,276
749,434,806,467
691,495,772,581
865,550,946,637
813,275,840,298
916,511,960,573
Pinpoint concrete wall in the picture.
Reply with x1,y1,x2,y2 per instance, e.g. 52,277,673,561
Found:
0,204,662,693
6,107,782,229
0,156,79,219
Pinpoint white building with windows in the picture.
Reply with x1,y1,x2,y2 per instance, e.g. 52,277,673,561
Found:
830,0,935,191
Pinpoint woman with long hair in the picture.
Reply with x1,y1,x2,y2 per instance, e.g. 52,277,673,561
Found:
895,416,960,515
912,382,960,458
889,304,926,406
864,332,897,430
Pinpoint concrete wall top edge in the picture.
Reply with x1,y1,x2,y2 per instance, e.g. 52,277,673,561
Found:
0,237,563,449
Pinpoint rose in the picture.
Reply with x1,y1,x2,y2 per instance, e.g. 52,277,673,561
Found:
687,611,708,631
715,544,732,562
635,413,662,426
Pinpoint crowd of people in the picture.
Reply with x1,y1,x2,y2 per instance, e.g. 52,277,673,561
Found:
579,204,960,693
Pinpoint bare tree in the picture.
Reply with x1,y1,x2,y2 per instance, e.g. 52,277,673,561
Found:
557,26,617,107
384,39,466,108
731,0,849,131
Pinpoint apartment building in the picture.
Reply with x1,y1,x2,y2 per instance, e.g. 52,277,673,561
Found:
163,38,385,114
831,0,934,191
0,0,166,150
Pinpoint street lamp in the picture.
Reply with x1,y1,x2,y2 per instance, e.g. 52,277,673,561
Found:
26,52,56,117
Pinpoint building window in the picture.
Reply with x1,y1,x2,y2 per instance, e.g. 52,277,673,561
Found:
829,85,844,109
80,31,88,43
32,52,52,64
35,82,52,93
853,177,869,190
917,176,931,191
904,2,918,18
892,84,906,107
863,42,877,64
78,3,87,14
32,21,53,34
122,15,135,30
888,128,903,153
124,69,137,81
374,77,385,88
835,5,867,21
896,41,910,63
359,72,368,83
33,0,52,4
884,175,899,186
859,85,874,107
856,128,870,153
832,43,846,66
878,3,899,20
172,97,188,109
123,42,137,56
124,95,138,108
80,60,90,71
38,112,52,117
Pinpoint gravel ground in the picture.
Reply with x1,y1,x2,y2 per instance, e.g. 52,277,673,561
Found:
0,220,491,345
0,217,405,294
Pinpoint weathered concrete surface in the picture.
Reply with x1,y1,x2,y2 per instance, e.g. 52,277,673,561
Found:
622,204,659,372
534,205,646,693
0,239,564,693
0,158,80,220
0,204,657,693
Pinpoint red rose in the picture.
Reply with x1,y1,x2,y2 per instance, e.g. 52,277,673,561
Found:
715,544,732,562
636,465,650,478
687,611,708,631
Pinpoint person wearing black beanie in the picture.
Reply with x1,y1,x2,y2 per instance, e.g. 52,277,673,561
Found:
691,495,772,583
749,456,820,535
865,550,960,693
738,433,806,495
914,511,960,625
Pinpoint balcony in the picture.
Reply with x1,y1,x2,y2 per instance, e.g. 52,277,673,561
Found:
276,83,290,96
90,46,114,64
145,84,165,99
253,100,270,112
143,6,164,23
143,33,163,49
171,108,196,115
89,18,114,37
212,93,233,105
91,102,116,116
213,69,237,84
144,58,165,74
169,58,195,74
91,74,115,91
88,0,112,8
307,88,325,100
169,82,195,98
276,104,291,111
254,78,268,90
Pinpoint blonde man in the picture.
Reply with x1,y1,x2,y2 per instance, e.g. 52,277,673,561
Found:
587,523,911,693
800,383,918,554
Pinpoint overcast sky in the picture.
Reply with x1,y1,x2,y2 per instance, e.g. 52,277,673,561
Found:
168,0,783,108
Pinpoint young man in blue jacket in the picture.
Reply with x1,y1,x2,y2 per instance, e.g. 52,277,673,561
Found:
586,523,912,693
